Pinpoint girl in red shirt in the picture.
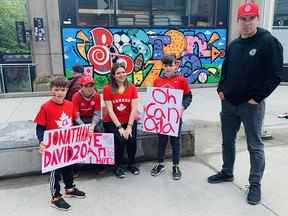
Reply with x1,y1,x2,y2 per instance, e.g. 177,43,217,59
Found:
103,63,139,178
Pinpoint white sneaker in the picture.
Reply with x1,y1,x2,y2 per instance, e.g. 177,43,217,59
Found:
278,113,288,118
261,130,272,140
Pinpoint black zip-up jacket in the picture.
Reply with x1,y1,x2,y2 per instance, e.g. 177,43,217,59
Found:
217,27,283,105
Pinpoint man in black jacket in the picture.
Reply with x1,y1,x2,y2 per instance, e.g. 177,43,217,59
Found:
207,1,283,205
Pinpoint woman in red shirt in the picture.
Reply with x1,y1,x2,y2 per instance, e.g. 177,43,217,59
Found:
103,63,139,178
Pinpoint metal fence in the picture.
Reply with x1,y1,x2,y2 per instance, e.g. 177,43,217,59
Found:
0,64,36,94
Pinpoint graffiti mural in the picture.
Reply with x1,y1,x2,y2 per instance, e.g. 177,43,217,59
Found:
62,27,227,89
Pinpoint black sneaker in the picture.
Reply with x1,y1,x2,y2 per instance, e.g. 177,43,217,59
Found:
127,165,140,175
172,165,182,180
50,197,71,211
207,171,234,184
151,164,165,176
114,167,126,178
65,187,86,199
247,184,261,205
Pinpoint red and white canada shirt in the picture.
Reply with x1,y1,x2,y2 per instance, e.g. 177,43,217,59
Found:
103,84,138,124
72,91,101,118
34,99,74,130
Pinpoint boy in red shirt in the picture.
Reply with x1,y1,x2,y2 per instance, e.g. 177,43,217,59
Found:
150,54,192,180
34,78,86,211
72,76,101,132
72,76,107,174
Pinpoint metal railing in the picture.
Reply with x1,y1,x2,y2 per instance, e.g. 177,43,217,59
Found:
0,64,36,94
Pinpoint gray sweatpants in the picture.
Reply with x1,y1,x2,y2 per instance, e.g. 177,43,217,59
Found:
220,99,265,185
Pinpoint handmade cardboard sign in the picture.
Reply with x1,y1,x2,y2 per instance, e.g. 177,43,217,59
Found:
41,124,114,173
142,87,183,137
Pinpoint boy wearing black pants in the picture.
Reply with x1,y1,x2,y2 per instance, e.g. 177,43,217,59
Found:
150,55,192,180
34,78,86,211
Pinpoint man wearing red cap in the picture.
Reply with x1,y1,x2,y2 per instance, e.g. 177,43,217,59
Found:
207,0,283,205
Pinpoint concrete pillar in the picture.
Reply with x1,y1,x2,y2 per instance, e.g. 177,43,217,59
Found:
27,0,63,78
45,0,64,76
229,0,241,42
27,0,51,78
260,0,275,31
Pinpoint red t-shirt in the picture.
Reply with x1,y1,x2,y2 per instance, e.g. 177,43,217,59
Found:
103,84,138,124
153,75,191,94
72,91,101,118
34,99,74,130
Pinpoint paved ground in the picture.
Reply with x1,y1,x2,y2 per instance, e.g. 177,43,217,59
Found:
0,86,288,215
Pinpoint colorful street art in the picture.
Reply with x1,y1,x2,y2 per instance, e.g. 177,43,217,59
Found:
62,27,227,89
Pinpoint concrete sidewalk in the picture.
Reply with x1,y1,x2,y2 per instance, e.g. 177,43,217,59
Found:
0,86,288,215
0,158,283,216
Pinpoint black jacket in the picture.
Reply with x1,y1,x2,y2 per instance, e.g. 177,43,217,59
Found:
217,28,283,105
65,76,81,101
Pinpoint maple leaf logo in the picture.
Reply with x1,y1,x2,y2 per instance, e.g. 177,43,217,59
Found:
116,103,126,111
56,112,72,129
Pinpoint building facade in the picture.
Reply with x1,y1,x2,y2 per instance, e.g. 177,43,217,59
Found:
0,0,282,92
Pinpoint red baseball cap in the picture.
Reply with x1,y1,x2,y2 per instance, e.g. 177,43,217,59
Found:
237,2,260,19
80,76,95,85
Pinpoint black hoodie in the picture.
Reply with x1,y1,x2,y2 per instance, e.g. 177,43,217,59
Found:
217,27,283,105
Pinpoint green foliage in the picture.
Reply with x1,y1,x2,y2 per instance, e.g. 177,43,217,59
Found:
65,69,73,79
94,74,109,90
0,0,30,53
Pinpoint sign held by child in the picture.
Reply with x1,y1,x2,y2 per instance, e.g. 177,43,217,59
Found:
42,124,114,173
142,87,183,137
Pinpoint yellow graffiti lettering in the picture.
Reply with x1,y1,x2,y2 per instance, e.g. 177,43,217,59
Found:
134,71,143,86
76,31,90,60
141,60,162,87
163,30,187,59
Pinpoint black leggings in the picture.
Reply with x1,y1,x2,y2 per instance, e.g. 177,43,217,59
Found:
103,121,137,167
